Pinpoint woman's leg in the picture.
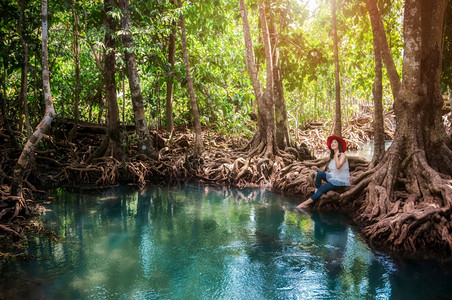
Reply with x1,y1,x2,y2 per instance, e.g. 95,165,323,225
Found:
311,182,338,201
315,171,327,189
297,182,339,210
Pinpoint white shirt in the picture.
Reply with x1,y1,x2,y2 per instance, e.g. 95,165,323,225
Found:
326,158,350,186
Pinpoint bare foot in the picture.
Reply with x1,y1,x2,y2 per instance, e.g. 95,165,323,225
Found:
296,199,313,210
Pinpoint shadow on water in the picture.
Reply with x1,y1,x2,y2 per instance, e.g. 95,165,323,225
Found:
0,184,452,299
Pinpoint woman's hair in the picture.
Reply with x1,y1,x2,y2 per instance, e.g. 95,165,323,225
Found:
329,139,344,159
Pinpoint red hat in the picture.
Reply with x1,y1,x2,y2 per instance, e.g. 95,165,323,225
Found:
327,135,347,151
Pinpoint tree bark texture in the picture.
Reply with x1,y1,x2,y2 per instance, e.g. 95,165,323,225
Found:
269,8,291,150
11,0,55,197
238,0,263,103
352,0,452,258
366,0,401,101
90,0,123,161
419,0,449,170
368,5,385,166
119,0,158,159
259,2,276,158
238,0,279,158
177,0,204,156
238,0,263,150
331,0,342,137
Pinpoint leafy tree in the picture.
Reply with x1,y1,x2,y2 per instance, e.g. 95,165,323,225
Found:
177,0,204,156
11,0,55,199
239,0,279,158
118,0,158,159
89,0,123,161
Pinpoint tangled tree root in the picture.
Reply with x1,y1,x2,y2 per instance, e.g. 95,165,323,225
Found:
11,118,452,259
0,185,53,259
346,145,452,258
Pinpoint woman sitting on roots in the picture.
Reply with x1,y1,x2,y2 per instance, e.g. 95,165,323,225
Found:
296,135,350,210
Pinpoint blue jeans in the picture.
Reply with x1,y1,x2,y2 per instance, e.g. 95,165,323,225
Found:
310,171,339,201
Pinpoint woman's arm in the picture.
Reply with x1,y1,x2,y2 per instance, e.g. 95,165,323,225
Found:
334,152,346,169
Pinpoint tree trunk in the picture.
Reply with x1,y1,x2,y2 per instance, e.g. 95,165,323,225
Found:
269,8,291,150
177,0,204,156
238,0,262,151
350,0,452,258
238,0,278,158
68,3,80,142
259,2,276,158
366,0,401,100
166,23,176,134
368,1,385,167
331,0,341,137
420,0,450,172
239,0,262,102
119,0,158,159
18,0,32,137
90,0,123,161
11,0,55,197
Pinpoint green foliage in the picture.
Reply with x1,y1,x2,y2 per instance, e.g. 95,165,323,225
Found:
1,0,411,141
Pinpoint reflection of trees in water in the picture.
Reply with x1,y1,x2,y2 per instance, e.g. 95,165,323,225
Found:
311,212,348,280
132,185,263,296
307,211,393,298
11,186,452,299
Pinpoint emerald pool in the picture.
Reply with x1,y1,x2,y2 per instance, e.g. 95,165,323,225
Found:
1,184,452,299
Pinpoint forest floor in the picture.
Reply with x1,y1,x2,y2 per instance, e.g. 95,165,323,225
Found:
0,110,408,259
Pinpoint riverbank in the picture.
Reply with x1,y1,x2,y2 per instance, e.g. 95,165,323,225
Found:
0,112,395,259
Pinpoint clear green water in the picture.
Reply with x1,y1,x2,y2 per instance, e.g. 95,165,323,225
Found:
1,184,452,300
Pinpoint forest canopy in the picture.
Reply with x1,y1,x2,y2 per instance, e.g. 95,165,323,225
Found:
1,0,407,137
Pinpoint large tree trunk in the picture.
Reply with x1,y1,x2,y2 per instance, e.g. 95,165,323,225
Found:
165,23,176,134
420,0,451,172
177,0,204,156
11,0,55,197
238,0,278,158
90,0,123,161
269,7,291,150
238,0,263,151
331,0,342,137
366,0,401,100
349,0,452,258
368,0,385,167
119,0,158,159
259,2,276,158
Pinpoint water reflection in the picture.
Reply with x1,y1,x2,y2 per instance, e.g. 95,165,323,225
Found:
0,185,451,299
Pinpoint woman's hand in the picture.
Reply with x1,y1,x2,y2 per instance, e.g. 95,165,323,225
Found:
334,152,346,169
